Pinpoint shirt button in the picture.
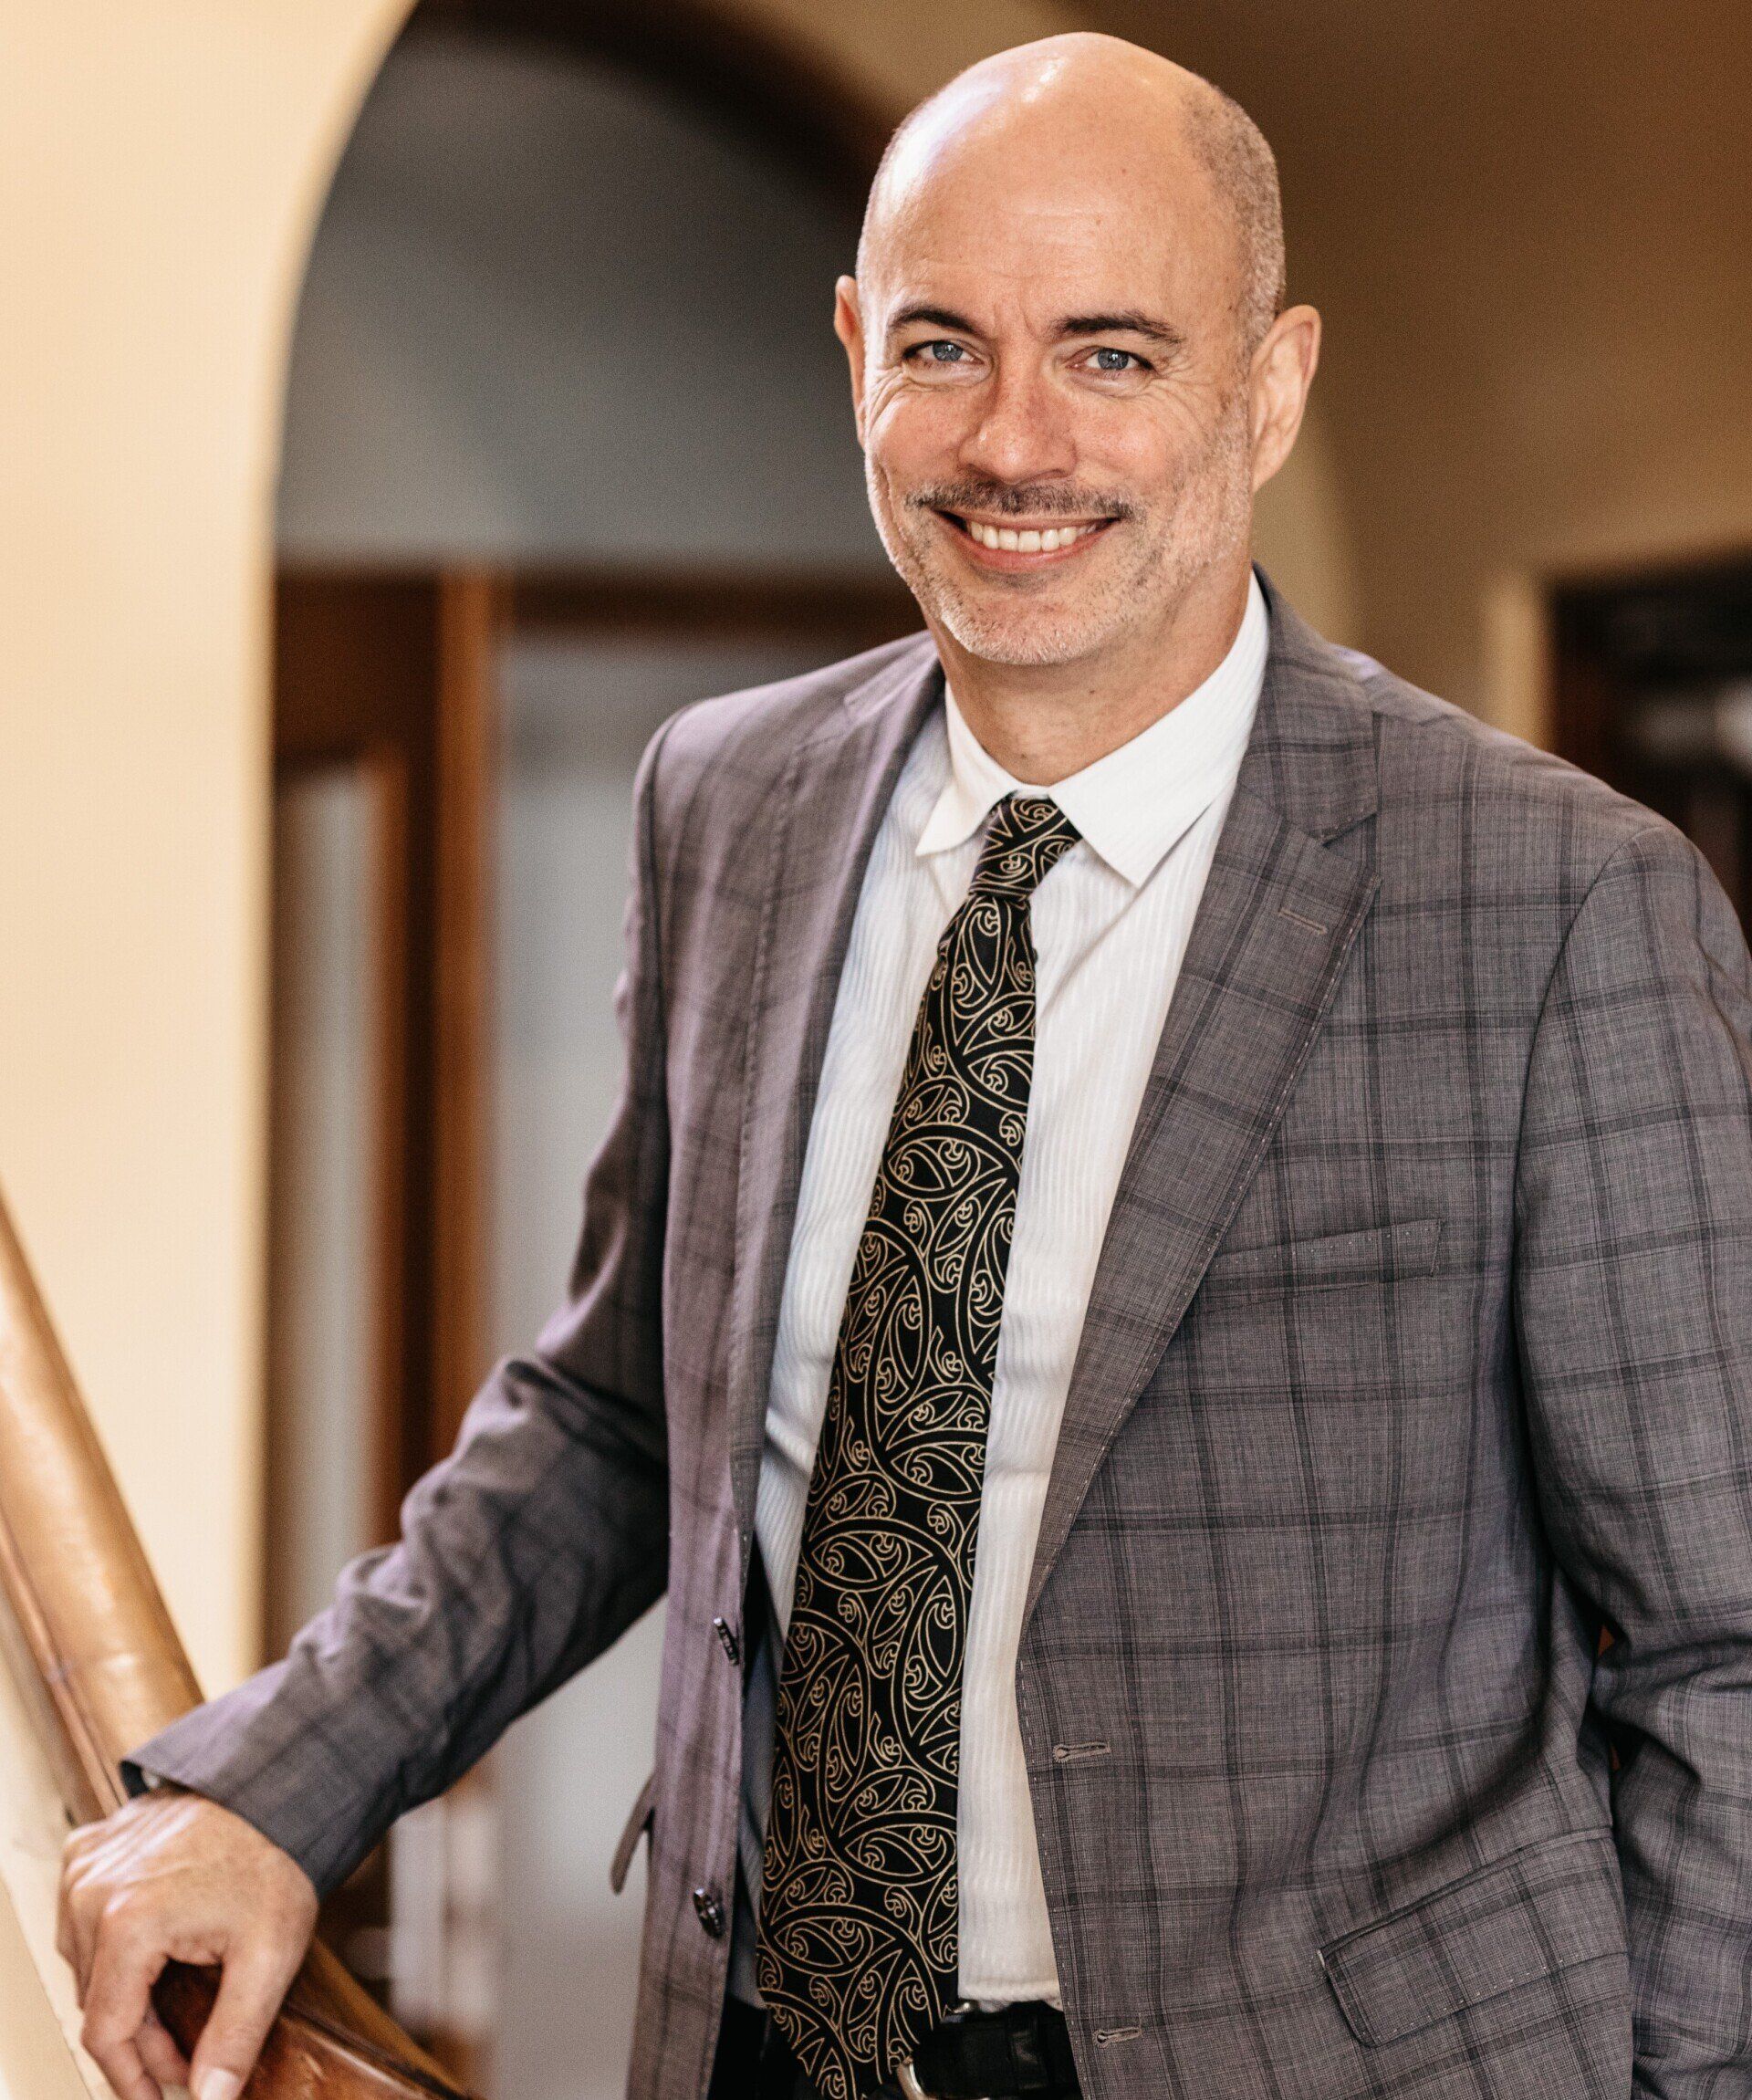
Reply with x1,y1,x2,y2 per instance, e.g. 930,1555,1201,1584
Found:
712,1616,741,1665
692,1886,727,1938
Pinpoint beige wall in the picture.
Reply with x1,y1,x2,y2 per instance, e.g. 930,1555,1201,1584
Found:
0,0,1355,1698
1096,0,1752,730
0,0,412,1693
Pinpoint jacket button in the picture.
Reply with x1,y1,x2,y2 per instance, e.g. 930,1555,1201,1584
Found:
693,1886,727,1938
712,1616,741,1665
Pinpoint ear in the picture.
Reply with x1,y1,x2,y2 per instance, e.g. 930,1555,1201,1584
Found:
1247,303,1322,493
834,275,869,447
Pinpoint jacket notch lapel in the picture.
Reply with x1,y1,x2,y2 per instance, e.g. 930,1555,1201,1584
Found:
1026,602,1383,1618
725,643,941,1540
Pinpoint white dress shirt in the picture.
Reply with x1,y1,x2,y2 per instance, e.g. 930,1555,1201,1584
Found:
734,572,1269,2007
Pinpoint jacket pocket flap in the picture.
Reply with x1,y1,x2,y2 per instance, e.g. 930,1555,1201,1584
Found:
1320,1830,1624,2048
1204,1216,1443,1295
609,1769,658,1894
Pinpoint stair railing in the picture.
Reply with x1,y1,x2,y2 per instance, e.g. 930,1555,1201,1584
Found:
0,1183,473,2100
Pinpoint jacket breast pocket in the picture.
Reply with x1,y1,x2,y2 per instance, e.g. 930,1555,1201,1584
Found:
1200,1216,1443,1302
1319,1829,1627,2048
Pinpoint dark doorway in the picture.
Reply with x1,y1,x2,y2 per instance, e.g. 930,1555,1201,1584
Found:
1551,557,1752,928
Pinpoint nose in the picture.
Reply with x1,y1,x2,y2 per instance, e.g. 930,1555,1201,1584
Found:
955,358,1076,490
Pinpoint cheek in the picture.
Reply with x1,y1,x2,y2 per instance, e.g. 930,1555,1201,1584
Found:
1088,395,1233,508
865,385,977,476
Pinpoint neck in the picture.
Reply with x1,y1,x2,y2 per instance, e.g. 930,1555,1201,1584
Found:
929,558,1255,786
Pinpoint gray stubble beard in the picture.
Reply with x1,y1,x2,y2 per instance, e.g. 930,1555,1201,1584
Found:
864,399,1255,672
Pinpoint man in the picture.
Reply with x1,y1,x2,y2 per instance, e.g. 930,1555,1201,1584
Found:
58,31,1752,2100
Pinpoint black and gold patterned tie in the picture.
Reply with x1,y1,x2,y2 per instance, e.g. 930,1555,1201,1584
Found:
757,793,1081,2099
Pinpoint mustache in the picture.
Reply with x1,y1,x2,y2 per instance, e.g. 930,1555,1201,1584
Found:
907,481,1133,522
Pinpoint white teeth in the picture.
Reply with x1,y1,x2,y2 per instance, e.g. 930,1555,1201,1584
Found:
965,518,1098,551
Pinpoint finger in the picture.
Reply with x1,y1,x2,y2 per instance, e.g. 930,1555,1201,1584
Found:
84,2030,160,2100
80,1924,165,2100
187,1939,298,2100
136,2004,192,2090
58,1874,106,2006
57,1831,120,1998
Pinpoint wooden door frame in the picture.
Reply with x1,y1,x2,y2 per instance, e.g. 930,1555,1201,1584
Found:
271,569,501,1583
272,560,914,1572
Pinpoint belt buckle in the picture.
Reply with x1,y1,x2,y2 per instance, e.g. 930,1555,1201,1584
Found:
894,2058,936,2100
895,1997,975,2100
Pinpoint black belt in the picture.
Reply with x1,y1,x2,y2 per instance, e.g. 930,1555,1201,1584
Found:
718,1994,1083,2100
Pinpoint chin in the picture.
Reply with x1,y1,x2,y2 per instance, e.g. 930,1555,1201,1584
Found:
879,518,1153,670
928,590,1129,669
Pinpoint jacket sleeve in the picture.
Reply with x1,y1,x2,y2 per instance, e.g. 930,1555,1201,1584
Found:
1514,819,1752,2091
122,716,679,1898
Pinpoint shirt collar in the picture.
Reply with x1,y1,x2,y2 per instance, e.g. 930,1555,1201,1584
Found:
916,569,1269,888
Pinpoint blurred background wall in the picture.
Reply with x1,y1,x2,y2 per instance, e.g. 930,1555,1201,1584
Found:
1094,0,1752,730
0,0,410,1708
0,0,1745,2094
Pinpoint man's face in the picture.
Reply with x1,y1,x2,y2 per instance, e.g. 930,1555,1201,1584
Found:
841,136,1257,669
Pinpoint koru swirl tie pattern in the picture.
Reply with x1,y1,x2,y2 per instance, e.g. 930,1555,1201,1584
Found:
757,793,1081,2099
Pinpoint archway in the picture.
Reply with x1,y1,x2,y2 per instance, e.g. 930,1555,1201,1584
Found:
265,6,912,2094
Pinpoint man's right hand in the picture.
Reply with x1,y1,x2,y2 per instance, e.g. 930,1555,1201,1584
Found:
57,1785,319,2100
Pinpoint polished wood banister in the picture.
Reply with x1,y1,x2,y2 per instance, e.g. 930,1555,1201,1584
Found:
0,1183,474,2100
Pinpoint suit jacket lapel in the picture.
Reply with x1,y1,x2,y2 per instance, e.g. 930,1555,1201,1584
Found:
1026,589,1382,1618
726,639,943,1541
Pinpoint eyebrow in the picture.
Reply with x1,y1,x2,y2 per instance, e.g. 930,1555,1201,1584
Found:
1059,311,1187,352
886,304,1186,353
888,304,979,335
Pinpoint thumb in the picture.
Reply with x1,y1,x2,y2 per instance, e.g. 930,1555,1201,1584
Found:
186,1939,298,2100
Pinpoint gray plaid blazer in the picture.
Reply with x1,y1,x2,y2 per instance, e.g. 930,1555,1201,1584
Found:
132,576,1752,2097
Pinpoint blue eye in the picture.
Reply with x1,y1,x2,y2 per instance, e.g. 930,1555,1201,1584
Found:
1091,348,1138,371
924,340,965,362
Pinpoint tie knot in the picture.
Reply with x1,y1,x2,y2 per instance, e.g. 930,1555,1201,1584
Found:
970,793,1081,902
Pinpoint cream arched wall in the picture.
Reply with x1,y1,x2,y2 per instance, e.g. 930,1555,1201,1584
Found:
0,0,1354,1696
0,0,413,1693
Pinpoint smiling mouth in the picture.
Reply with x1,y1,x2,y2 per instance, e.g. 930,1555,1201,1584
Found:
936,510,1116,559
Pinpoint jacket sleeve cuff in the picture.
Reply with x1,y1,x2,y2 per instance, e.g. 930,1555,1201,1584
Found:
117,1666,400,1901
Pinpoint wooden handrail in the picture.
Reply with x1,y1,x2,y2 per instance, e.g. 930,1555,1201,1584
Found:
0,1182,474,2100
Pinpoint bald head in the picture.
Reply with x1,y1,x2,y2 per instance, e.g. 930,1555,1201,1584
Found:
833,30,1319,699
859,35,1286,353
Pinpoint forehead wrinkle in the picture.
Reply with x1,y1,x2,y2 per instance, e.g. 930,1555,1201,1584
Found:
874,232,1196,351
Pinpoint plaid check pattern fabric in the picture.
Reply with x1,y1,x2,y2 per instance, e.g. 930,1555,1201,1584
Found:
757,796,1080,2099
127,587,1752,2097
